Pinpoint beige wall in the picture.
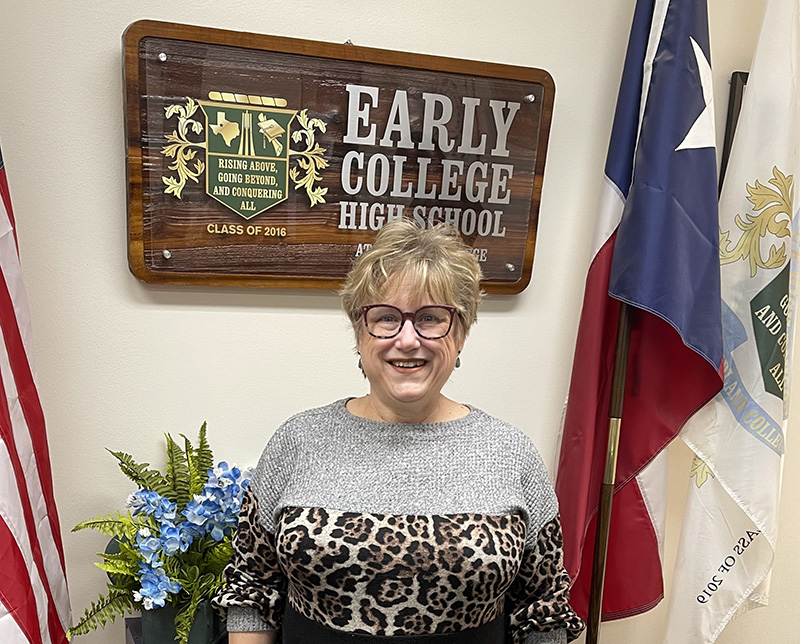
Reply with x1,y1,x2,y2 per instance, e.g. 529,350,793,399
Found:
0,0,796,642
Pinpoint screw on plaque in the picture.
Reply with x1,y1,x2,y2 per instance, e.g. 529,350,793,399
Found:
505,263,516,272
524,94,536,103
158,52,167,62
162,250,172,259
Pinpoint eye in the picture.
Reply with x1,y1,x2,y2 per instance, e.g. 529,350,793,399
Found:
367,308,401,326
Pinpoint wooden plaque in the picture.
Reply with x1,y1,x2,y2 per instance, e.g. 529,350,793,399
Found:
124,20,555,293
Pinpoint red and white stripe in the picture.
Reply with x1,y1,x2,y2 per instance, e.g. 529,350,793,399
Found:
559,176,670,617
0,160,70,644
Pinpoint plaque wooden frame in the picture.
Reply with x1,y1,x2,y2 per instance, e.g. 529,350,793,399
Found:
124,20,555,293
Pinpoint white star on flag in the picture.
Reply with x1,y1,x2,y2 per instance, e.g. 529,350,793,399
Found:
676,36,715,151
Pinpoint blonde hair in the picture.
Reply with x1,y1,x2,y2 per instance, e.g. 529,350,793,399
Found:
341,219,483,340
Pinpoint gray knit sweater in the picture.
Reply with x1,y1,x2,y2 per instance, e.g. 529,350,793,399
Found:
214,399,584,644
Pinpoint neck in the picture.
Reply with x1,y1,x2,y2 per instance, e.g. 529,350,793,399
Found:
350,394,466,424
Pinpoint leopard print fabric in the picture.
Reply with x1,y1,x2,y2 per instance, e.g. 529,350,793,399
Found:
506,518,585,643
213,489,582,641
275,506,527,636
211,489,287,628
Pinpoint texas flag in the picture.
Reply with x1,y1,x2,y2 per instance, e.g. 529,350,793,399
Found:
556,0,724,620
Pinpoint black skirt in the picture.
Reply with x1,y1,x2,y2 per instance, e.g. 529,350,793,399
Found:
281,604,506,644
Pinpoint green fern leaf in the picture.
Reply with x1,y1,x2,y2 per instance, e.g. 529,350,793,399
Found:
67,589,134,637
106,449,170,496
72,512,139,539
194,422,214,479
164,434,192,507
197,573,217,597
98,549,141,575
183,434,204,497
95,558,138,579
204,540,233,574
174,595,203,644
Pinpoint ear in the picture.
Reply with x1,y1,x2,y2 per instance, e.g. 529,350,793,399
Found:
455,322,466,353
452,316,467,352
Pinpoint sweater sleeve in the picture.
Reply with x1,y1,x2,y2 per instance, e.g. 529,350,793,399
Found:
504,435,585,644
211,423,296,632
506,516,585,644
211,487,287,631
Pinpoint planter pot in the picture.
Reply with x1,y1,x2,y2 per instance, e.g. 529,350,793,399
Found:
140,600,227,644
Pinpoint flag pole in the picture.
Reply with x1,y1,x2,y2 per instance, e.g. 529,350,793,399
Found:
586,301,632,644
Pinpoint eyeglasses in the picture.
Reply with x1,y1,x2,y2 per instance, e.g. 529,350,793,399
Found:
361,304,457,339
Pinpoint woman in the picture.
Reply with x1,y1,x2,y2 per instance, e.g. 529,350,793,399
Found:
212,219,585,644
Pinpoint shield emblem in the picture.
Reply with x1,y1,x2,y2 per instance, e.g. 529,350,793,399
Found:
199,101,297,219
749,263,791,399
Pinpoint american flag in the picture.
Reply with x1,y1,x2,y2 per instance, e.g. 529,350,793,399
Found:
0,144,70,643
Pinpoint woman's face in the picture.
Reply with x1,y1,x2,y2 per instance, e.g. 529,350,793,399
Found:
357,288,463,418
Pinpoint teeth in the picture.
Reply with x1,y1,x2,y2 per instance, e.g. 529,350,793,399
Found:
391,360,425,368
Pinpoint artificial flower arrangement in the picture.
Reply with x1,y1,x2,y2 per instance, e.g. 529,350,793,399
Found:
68,424,250,644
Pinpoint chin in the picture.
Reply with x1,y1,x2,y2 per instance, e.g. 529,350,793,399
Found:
388,390,429,403
382,384,436,403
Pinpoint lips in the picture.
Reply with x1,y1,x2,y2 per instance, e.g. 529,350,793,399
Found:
388,360,427,368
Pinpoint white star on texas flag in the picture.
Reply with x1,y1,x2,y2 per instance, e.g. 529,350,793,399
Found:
676,36,715,151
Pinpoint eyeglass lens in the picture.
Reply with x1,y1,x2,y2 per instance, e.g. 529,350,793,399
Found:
365,306,453,339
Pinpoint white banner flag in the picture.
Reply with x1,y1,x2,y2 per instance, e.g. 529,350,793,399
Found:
664,0,799,641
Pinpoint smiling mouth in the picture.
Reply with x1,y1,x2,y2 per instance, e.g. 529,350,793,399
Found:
389,360,427,368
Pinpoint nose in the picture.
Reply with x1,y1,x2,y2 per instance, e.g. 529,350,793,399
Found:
394,318,421,349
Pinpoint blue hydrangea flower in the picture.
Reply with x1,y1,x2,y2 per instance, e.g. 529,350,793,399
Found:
154,497,177,522
127,490,177,523
207,462,240,489
128,460,250,608
135,563,181,609
135,528,162,566
127,490,161,516
183,495,211,529
181,462,250,541
160,524,193,555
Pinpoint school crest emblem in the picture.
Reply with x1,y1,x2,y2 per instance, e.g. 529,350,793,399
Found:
160,92,328,219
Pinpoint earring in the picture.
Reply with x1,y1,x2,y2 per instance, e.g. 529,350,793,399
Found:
455,355,461,368
357,352,362,371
